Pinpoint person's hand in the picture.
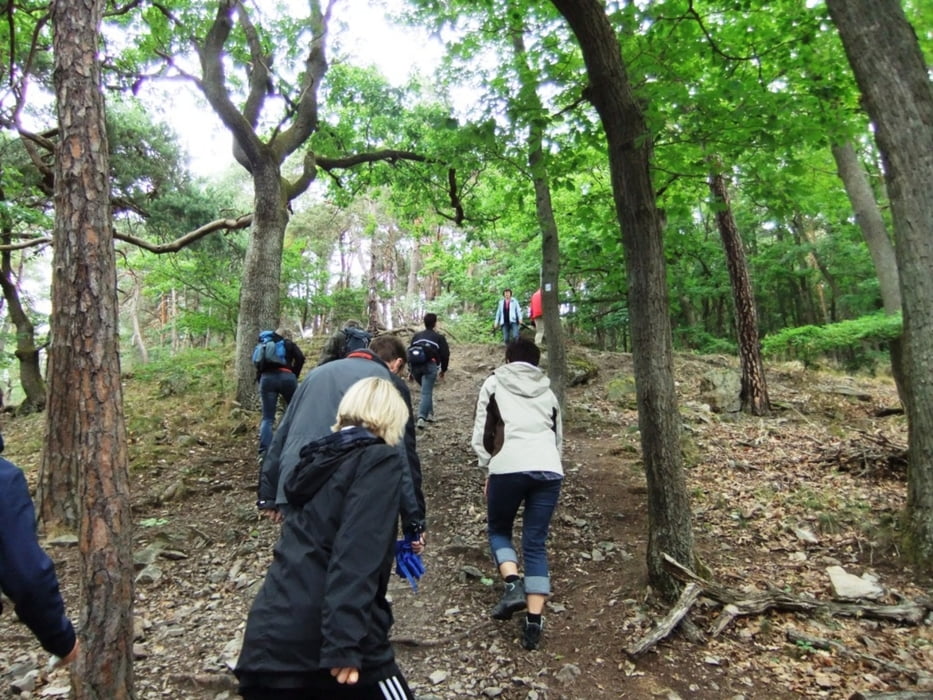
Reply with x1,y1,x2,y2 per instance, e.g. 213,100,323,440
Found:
410,532,426,554
331,667,360,685
260,508,283,524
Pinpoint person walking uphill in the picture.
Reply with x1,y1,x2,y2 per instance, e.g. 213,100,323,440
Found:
471,338,563,651
409,313,450,430
0,433,80,667
254,328,305,460
494,288,522,345
257,335,426,544
236,377,417,699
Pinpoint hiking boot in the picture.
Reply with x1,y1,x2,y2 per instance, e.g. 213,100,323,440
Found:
490,579,526,620
522,616,543,650
416,417,426,430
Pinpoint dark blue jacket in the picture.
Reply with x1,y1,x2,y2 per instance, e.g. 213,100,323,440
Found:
0,449,76,658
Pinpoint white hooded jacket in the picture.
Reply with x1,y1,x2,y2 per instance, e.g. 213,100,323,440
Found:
471,361,563,476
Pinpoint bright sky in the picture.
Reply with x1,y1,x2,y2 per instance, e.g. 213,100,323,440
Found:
167,0,444,177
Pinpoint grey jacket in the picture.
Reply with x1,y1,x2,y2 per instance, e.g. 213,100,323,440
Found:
258,351,425,534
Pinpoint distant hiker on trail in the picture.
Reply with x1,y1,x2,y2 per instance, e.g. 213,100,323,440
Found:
408,313,450,430
493,288,522,345
253,328,305,460
529,288,544,346
236,377,418,700
471,338,563,651
318,319,373,366
257,335,426,549
0,432,80,668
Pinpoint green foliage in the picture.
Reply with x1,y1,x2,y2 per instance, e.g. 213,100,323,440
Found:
761,313,902,370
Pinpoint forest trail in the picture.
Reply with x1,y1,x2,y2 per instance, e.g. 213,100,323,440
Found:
1,342,930,699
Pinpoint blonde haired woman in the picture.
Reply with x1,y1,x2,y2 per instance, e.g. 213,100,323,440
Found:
236,377,416,699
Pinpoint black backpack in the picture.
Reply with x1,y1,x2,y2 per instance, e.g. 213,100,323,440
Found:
407,338,439,367
342,326,372,356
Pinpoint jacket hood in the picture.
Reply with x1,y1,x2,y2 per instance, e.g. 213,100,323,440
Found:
494,362,550,398
285,426,382,506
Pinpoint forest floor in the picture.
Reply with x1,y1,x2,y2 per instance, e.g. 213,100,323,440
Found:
1,341,932,700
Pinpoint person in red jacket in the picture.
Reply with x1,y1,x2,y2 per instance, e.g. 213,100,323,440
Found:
529,288,544,345
0,434,79,666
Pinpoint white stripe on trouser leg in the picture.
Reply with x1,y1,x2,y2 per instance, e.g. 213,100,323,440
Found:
379,675,405,700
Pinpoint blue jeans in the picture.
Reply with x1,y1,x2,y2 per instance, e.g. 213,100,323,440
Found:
487,472,562,595
413,362,439,420
258,370,297,454
501,322,520,344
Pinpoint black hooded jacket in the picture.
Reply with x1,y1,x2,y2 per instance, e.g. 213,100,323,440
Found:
236,427,403,687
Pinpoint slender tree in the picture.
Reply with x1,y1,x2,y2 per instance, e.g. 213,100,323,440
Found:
550,0,694,599
46,0,135,696
825,0,933,568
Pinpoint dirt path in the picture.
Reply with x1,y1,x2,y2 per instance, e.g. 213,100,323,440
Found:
1,343,929,699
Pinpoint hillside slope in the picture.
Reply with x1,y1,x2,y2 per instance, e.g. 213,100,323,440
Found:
1,343,929,699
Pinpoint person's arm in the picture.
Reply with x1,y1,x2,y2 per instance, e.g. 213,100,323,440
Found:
0,466,77,659
319,448,401,674
289,340,306,379
471,378,494,468
439,336,450,374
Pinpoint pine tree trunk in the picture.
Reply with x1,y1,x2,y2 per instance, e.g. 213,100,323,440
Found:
708,170,770,416
48,0,135,695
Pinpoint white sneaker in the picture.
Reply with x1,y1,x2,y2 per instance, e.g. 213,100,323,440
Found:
417,417,426,430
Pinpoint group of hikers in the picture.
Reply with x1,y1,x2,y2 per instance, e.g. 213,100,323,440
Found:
0,289,562,700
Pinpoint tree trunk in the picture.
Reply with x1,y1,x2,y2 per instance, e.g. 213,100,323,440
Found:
0,227,46,414
826,0,933,568
830,141,901,314
550,0,695,599
508,15,567,407
708,169,770,416
48,0,135,696
234,161,289,406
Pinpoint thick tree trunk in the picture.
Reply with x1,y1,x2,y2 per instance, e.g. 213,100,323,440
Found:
47,0,135,696
234,161,289,406
826,0,933,568
708,170,770,416
551,0,694,599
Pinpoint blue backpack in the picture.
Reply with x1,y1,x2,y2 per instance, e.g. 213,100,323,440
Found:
252,330,287,370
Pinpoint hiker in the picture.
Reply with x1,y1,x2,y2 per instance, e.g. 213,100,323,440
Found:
318,319,373,366
471,338,563,651
529,288,545,345
236,377,417,699
257,335,426,546
493,288,522,345
0,433,80,667
254,328,305,460
408,313,450,430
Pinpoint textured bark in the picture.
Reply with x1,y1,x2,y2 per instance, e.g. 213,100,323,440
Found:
708,170,770,416
550,0,694,599
826,0,933,568
46,0,135,695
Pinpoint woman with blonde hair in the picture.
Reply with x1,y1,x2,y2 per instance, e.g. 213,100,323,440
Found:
236,377,416,699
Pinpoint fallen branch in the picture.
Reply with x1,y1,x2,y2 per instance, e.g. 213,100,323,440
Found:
626,582,702,658
625,554,931,659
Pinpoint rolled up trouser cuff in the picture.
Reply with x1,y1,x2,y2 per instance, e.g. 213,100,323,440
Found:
492,546,518,567
524,575,550,596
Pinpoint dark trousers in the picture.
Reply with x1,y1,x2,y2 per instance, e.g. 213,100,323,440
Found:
239,666,415,699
